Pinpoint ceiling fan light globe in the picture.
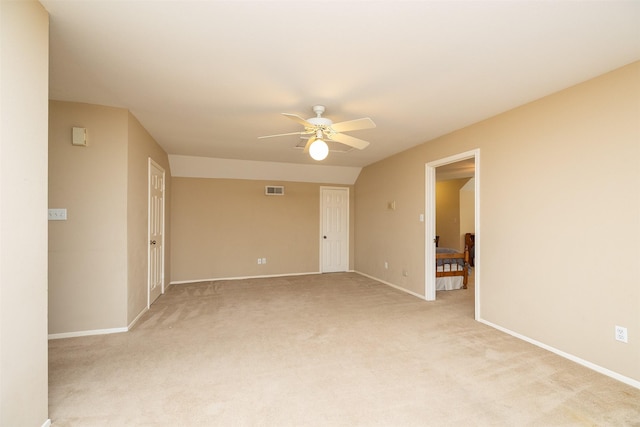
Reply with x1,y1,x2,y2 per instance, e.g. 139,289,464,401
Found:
309,139,329,161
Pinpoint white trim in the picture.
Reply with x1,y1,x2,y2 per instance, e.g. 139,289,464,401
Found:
319,186,350,273
425,163,436,301
355,271,426,300
473,154,480,319
48,327,128,340
479,318,640,390
128,306,149,330
425,149,480,320
41,419,52,427
169,271,321,285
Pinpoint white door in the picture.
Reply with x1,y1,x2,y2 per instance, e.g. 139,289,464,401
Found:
320,187,349,272
148,159,165,307
425,150,480,319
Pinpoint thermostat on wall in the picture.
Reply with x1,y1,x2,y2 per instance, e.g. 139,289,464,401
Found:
72,127,87,146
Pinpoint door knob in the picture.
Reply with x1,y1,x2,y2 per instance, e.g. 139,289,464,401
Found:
323,236,327,239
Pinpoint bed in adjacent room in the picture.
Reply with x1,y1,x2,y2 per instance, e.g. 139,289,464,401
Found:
436,246,469,290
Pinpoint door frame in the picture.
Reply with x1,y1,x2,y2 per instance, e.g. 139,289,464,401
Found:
425,149,480,319
148,158,166,308
319,186,349,273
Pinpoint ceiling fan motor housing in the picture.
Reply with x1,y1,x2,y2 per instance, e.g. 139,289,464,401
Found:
308,105,332,128
306,117,332,127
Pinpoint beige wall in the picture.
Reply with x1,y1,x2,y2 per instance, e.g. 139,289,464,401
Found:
355,62,640,383
0,1,50,425
49,101,129,333
436,178,469,250
127,112,171,324
459,178,475,244
49,101,171,334
354,151,427,290
171,178,354,282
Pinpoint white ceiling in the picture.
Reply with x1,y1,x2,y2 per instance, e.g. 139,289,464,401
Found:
42,1,640,168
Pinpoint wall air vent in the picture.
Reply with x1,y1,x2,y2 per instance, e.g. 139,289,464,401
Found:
265,185,284,196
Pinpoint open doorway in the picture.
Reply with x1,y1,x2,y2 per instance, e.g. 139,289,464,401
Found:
425,150,479,320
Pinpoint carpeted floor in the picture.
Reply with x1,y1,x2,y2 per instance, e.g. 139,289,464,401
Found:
49,272,640,426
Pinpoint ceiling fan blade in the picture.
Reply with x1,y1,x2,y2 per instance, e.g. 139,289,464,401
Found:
282,113,313,128
258,131,307,139
330,117,376,133
327,132,370,150
303,136,316,153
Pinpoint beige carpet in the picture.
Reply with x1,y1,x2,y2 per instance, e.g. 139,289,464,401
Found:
49,273,640,426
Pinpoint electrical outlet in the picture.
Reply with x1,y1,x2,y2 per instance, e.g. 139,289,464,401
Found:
262,258,267,264
257,258,262,265
384,261,388,269
615,325,628,343
48,208,67,221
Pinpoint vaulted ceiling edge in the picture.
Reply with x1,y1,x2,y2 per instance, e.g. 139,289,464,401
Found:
168,155,362,185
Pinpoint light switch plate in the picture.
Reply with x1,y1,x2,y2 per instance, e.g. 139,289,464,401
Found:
48,208,67,220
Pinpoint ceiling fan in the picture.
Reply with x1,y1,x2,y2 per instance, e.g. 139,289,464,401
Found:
258,105,376,160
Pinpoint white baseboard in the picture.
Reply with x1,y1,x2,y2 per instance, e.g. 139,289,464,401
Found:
478,318,640,390
170,271,321,285
353,272,640,390
354,271,426,300
48,327,128,340
41,419,51,427
48,272,337,339
128,306,148,330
